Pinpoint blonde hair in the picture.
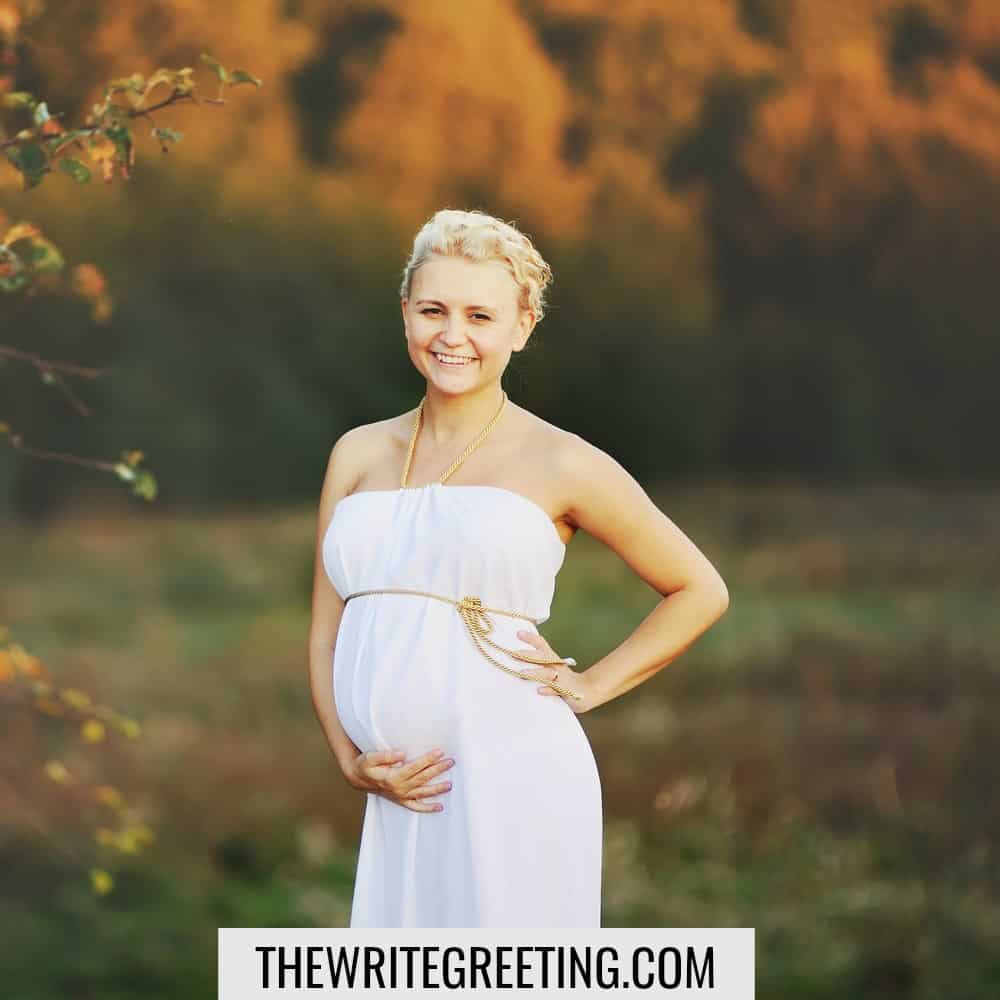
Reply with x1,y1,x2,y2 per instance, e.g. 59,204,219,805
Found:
399,209,553,322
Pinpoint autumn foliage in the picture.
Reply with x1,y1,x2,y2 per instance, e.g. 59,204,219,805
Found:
2,0,260,894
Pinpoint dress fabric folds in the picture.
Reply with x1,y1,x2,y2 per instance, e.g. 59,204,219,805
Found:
322,481,603,927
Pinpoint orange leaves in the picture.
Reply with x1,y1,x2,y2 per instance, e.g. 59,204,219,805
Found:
94,785,123,810
1,634,143,742
97,55,259,120
10,630,153,896
333,0,590,231
0,2,19,44
2,221,40,244
7,642,44,678
742,6,1000,248
199,53,262,100
143,66,196,101
85,133,117,183
71,262,113,322
103,68,191,109
1,219,113,319
0,645,42,684
0,219,61,291
4,51,260,192
71,262,105,300
0,21,259,909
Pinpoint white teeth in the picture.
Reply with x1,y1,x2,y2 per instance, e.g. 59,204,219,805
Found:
433,353,475,366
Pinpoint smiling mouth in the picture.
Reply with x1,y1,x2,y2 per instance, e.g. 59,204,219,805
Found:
432,352,478,367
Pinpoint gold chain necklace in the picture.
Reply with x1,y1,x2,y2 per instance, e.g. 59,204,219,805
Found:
400,389,508,487
343,389,582,701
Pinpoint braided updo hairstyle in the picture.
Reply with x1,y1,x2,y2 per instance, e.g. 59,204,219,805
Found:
400,209,553,322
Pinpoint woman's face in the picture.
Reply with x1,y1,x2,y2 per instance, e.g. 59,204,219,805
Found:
401,254,535,395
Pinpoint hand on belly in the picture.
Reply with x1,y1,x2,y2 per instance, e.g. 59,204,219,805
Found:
350,746,456,813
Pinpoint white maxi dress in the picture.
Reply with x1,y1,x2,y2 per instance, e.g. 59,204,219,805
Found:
322,481,603,927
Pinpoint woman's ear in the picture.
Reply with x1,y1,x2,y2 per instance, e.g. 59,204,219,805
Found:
514,309,537,351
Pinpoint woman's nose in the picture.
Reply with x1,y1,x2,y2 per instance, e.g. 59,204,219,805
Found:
439,322,469,345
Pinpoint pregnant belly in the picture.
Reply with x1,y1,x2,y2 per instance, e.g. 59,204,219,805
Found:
332,601,466,755
332,598,575,760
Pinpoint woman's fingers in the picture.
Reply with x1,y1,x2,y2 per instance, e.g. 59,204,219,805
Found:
399,778,452,812
406,779,453,800
400,799,445,813
417,758,455,781
358,747,455,811
516,629,547,650
396,758,455,793
393,748,447,781
516,629,563,667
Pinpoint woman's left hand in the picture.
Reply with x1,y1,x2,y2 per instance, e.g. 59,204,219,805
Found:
516,629,595,714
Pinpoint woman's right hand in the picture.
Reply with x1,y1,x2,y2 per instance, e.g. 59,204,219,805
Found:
346,747,455,812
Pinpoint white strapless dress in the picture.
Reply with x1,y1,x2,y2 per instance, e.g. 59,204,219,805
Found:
322,482,603,927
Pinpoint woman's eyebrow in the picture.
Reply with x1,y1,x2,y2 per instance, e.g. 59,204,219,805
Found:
415,299,495,311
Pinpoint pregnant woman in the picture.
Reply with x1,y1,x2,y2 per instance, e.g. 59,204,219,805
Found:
309,208,730,927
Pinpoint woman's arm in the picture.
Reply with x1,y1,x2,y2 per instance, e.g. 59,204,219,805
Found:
557,433,730,711
308,428,375,791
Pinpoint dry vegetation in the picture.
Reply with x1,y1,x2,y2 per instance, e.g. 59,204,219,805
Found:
2,482,998,996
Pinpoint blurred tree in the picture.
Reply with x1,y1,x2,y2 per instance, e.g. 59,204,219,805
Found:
5,0,1000,501
0,0,260,893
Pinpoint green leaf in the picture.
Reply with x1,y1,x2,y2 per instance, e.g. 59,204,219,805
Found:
200,53,230,83
29,238,64,274
131,471,158,501
227,69,262,88
151,127,183,144
103,125,133,166
104,73,145,101
0,270,30,294
173,68,196,96
2,92,36,110
0,247,28,294
116,461,160,500
15,141,48,189
59,158,91,183
18,141,45,173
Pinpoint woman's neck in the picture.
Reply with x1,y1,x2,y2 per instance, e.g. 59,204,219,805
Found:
419,384,506,446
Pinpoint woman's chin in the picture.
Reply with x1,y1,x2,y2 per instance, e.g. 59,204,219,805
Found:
425,366,487,390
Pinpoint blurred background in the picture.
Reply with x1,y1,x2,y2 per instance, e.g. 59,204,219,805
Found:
1,0,998,996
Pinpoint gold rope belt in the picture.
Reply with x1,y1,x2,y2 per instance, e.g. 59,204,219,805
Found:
343,587,583,700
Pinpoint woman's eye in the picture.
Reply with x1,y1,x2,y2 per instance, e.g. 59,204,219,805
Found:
420,308,489,320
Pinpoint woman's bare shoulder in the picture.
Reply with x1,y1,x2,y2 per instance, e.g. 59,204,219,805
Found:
338,412,410,449
325,409,415,490
508,402,576,455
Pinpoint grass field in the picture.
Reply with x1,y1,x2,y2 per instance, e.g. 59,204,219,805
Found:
1,482,998,998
